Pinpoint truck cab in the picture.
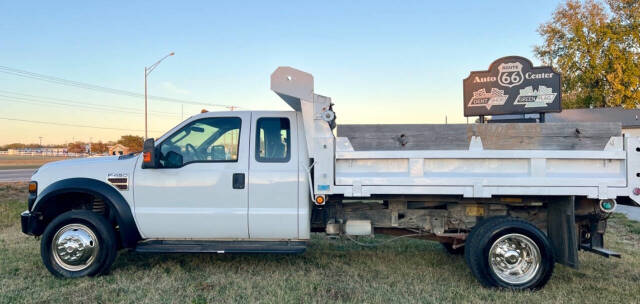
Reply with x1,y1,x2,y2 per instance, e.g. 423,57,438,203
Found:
21,108,313,278
133,110,310,240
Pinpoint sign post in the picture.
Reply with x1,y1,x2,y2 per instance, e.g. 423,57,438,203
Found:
463,56,561,122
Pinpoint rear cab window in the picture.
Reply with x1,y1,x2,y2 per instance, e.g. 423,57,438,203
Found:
255,117,290,163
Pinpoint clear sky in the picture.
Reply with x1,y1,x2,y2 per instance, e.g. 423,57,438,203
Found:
0,0,563,145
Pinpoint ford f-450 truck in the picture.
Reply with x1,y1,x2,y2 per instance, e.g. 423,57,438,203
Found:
21,67,640,290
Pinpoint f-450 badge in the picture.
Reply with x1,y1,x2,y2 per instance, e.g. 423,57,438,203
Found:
107,173,129,191
497,62,524,87
468,88,508,109
514,86,557,108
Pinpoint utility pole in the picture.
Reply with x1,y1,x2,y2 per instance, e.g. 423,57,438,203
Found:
38,136,43,159
145,52,175,139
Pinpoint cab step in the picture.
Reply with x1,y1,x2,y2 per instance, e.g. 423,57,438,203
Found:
134,240,307,254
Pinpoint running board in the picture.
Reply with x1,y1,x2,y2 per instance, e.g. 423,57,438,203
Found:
134,240,307,254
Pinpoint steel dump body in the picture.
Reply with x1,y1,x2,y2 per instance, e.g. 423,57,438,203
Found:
331,139,638,201
270,66,640,205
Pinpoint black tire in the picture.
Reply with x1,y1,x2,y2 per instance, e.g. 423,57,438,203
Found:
41,210,117,278
464,217,554,290
441,242,464,255
464,216,508,267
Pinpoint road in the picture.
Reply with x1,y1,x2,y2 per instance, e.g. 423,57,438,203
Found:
616,205,640,222
0,169,35,182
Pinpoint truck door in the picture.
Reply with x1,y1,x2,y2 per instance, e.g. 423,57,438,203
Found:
133,112,250,239
248,112,299,239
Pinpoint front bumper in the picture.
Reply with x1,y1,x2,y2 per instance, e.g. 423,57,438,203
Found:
21,211,44,236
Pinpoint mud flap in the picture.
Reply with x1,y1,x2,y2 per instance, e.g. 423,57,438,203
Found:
547,196,579,268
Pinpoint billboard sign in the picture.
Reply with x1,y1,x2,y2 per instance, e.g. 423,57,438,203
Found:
463,56,561,117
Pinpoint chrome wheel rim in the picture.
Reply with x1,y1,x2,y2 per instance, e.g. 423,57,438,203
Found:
52,224,99,271
488,233,541,285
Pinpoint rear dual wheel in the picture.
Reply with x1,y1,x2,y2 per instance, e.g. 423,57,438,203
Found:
464,217,554,290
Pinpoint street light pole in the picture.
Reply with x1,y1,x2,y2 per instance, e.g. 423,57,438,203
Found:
144,52,175,139
144,68,148,139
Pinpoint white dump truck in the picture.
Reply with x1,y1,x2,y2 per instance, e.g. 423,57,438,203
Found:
21,67,640,290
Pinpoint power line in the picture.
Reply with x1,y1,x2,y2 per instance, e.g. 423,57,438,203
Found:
0,89,178,115
0,97,177,118
0,94,179,118
0,65,239,109
0,116,165,133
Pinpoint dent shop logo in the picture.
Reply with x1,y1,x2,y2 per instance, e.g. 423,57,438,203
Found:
497,62,524,87
468,88,508,109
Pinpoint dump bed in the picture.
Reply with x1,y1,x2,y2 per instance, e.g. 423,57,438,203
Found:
270,66,640,204
331,134,639,202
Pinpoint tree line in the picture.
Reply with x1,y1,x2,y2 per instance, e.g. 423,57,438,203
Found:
0,135,144,154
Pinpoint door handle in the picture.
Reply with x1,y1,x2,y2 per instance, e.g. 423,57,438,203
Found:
232,173,245,189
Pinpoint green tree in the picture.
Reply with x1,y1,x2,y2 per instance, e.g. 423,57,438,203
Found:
90,141,108,154
67,142,87,154
117,135,144,152
1,143,27,150
534,0,640,109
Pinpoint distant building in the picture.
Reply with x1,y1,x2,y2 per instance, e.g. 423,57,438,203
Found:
7,148,68,155
108,144,131,156
488,107,640,136
546,107,640,136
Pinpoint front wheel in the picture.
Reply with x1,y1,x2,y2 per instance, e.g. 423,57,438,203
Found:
465,217,554,290
41,210,117,278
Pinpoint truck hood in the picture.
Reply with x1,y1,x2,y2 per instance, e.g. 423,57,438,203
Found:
41,155,130,169
32,154,141,196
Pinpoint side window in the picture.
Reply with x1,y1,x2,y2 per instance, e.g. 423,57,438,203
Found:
255,117,290,163
159,117,241,167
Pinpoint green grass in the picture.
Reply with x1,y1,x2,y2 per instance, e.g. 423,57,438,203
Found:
1,182,640,303
610,213,640,235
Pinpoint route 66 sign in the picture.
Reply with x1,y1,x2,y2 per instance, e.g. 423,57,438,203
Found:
497,62,523,87
463,56,561,117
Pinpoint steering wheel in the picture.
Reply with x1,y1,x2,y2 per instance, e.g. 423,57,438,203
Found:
185,143,203,160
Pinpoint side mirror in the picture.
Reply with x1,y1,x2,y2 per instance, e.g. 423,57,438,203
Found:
141,138,158,169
